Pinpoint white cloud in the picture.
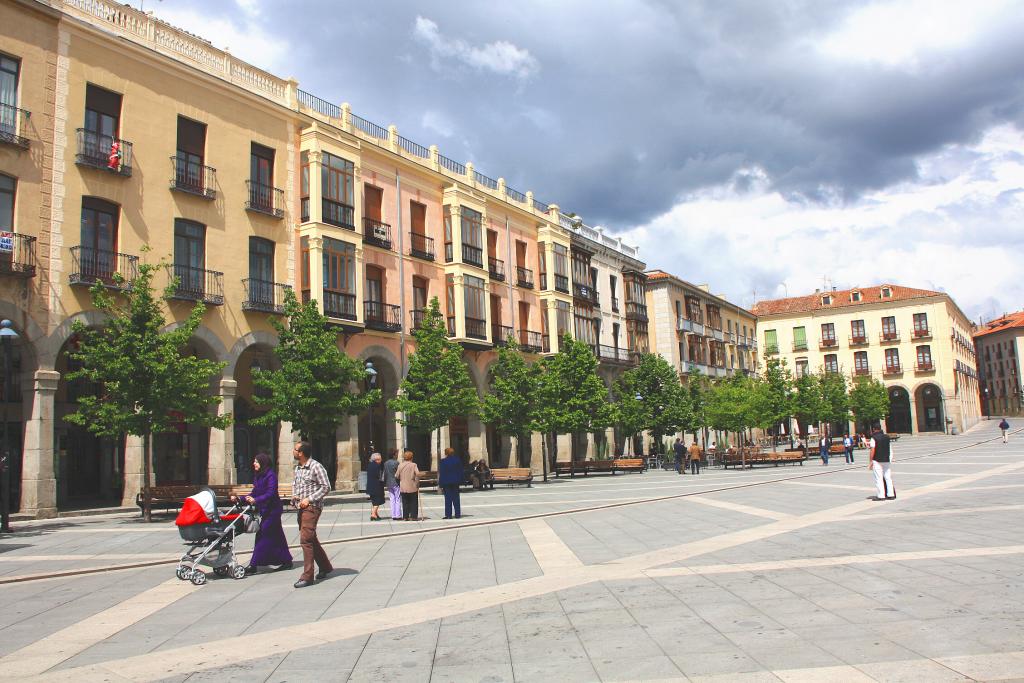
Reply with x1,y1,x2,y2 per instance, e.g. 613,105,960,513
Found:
421,110,455,138
624,125,1024,321
152,5,289,75
413,16,539,79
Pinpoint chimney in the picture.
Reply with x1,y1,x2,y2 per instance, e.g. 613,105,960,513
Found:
814,288,820,293
832,286,837,292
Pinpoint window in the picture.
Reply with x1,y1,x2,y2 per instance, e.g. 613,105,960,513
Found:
822,294,831,305
83,84,122,161
364,184,383,222
851,290,861,302
0,54,20,136
555,300,571,338
443,206,453,262
250,143,275,210
571,248,590,286
552,243,568,287
881,316,897,340
675,300,682,319
917,345,932,369
464,274,486,328
765,329,778,353
688,335,705,364
706,304,722,330
412,276,428,311
515,240,527,269
851,319,866,342
538,243,547,288
248,238,274,305
80,197,119,279
792,326,807,351
322,237,355,293
410,201,426,235
174,219,206,294
0,173,14,230
795,358,809,377
823,354,838,373
574,303,597,346
821,322,836,345
686,295,702,322
461,206,482,247
885,348,901,372
175,116,207,189
300,151,309,221
590,266,599,291
913,312,929,336
854,351,869,374
365,265,383,304
881,287,892,298
321,152,355,228
612,322,620,349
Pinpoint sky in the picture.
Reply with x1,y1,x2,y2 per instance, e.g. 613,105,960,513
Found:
147,0,1024,322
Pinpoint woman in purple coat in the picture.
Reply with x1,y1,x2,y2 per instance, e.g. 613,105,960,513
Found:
232,452,292,575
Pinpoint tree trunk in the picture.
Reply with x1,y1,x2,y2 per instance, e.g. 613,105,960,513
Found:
143,430,152,523
540,431,548,482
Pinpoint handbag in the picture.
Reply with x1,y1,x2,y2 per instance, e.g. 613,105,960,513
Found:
244,512,261,534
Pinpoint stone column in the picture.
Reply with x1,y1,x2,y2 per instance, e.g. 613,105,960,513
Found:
555,433,571,463
530,432,544,476
20,370,59,518
468,416,485,461
121,434,144,507
335,414,359,493
276,420,296,484
207,378,236,485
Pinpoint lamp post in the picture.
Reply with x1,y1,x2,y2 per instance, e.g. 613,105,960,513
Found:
364,360,378,457
0,319,19,533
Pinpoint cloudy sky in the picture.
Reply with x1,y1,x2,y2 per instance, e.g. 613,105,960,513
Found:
151,0,1024,321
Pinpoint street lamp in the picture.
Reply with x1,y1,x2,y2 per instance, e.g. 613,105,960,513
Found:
364,361,378,457
1,319,19,533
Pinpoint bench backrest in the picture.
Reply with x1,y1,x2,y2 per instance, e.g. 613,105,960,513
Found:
615,458,644,467
491,468,532,477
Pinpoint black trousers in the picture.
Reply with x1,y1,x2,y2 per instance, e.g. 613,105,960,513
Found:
401,492,419,520
442,484,461,518
690,459,700,474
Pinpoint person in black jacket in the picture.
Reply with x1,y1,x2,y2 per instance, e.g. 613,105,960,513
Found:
365,452,385,521
438,447,464,519
868,424,895,501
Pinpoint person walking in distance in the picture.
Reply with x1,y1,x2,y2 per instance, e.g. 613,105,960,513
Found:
688,440,702,475
999,418,1010,443
819,433,829,465
843,433,854,464
290,441,333,587
365,452,385,521
868,423,895,501
395,450,420,521
384,448,402,520
439,447,463,519
673,437,685,474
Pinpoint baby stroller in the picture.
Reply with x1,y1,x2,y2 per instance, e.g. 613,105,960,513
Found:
174,487,258,586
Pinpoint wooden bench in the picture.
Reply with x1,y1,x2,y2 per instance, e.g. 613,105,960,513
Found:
723,448,805,468
828,444,847,455
418,471,439,490
490,467,533,487
612,458,645,473
554,460,613,476
210,484,294,505
136,485,196,515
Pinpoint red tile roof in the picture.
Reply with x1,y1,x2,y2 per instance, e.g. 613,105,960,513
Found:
752,284,944,317
974,311,1024,339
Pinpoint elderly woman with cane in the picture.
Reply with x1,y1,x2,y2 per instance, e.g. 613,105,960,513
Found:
365,452,385,521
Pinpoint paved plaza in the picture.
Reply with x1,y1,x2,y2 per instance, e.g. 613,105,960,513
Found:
2,421,1024,682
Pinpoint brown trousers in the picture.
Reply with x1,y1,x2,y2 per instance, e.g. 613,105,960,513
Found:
298,507,331,581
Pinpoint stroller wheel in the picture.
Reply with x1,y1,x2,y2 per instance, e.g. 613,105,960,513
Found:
178,566,194,581
190,570,207,586
213,566,230,577
175,566,187,580
231,564,247,580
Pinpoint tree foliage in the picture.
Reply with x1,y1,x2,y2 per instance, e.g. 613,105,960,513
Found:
615,353,692,449
848,376,890,431
479,337,538,464
706,374,756,435
751,358,793,448
790,371,824,436
819,371,851,428
253,288,380,440
685,369,709,440
388,297,478,457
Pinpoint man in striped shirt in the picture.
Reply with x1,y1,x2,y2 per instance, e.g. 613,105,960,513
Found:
291,441,333,587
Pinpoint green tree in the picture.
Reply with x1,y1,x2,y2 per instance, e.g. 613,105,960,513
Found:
615,353,692,454
65,258,230,522
388,297,479,461
479,337,539,466
819,371,851,434
706,374,757,461
685,369,710,447
848,376,890,433
790,371,824,439
252,288,380,445
751,358,793,450
531,335,615,477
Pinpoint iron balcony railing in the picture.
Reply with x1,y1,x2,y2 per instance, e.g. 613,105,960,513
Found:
0,232,37,277
710,327,725,341
518,329,543,353
492,324,513,345
323,198,355,230
363,218,392,250
410,308,427,331
819,337,838,349
678,317,706,336
793,341,808,352
170,156,216,199
242,279,290,314
488,257,505,281
75,129,133,176
854,366,871,376
765,344,780,355
573,282,598,304
364,300,401,331
883,363,902,375
516,266,534,289
597,345,636,365
323,290,357,320
554,274,569,293
912,326,932,338
465,316,487,340
245,181,285,218
0,103,30,148
462,243,483,268
170,264,224,305
409,232,435,261
69,246,138,289
880,330,900,343
849,334,868,346
625,301,648,320
916,361,934,372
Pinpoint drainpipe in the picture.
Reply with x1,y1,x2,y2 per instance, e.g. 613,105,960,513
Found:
395,168,408,448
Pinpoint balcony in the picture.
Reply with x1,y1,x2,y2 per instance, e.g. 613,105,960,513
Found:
492,324,513,345
880,331,900,343
0,103,30,148
819,337,838,349
597,344,637,366
728,332,737,344
854,366,871,377
245,181,285,218
625,301,648,321
677,317,706,336
488,257,506,281
849,335,868,346
883,363,902,376
916,361,935,372
765,344,779,355
465,316,487,340
792,341,808,352
710,327,725,342
364,301,401,332
912,326,932,339
0,233,36,277
241,279,290,314
410,308,427,331
69,246,137,289
75,129,132,176
170,156,216,199
518,329,543,353
611,296,619,313
322,198,355,230
686,361,710,374
169,264,224,305
516,266,534,289
363,218,392,250
554,274,569,293
409,233,435,261
323,290,357,320
462,243,483,268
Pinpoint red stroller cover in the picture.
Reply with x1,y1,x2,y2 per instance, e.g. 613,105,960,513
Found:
175,489,216,526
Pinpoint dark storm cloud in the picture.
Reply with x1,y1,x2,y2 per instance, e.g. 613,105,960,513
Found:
180,1,1024,230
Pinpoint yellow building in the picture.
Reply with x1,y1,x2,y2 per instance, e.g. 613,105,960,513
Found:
973,311,1024,417
753,284,980,435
